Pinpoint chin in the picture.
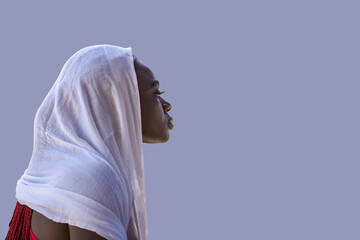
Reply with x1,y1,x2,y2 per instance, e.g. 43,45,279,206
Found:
155,131,170,143
159,133,170,143
143,130,169,143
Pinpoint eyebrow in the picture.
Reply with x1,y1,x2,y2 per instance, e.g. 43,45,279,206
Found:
151,80,160,88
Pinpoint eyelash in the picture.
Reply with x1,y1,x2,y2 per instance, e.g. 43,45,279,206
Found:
154,90,165,98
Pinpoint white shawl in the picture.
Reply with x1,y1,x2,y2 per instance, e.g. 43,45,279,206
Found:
16,45,148,240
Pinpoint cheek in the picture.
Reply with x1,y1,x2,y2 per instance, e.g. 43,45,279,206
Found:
154,102,164,119
152,100,166,123
143,98,163,123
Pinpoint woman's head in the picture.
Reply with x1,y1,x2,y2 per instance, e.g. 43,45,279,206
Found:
38,45,173,145
134,57,173,143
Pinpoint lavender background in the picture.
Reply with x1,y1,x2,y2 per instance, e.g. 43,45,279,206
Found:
1,1,359,239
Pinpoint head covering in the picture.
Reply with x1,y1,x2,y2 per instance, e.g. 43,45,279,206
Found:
15,45,148,240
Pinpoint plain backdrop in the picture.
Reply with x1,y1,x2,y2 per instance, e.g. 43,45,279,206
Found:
1,1,359,239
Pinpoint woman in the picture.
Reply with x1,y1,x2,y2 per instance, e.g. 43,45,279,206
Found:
6,45,173,240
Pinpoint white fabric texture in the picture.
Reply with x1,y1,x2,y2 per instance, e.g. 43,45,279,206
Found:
16,45,148,240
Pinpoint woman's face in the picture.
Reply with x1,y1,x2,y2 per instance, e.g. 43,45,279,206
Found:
134,58,173,143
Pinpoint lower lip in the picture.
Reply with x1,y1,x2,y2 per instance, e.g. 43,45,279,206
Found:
167,122,174,130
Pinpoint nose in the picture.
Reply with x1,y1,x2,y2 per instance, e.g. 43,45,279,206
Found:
160,98,172,112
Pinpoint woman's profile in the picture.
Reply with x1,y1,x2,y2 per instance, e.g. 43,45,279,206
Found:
5,45,173,240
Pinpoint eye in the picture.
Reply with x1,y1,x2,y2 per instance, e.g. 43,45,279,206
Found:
154,90,165,98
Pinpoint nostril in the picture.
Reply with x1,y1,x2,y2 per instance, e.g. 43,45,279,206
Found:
163,104,170,112
165,104,172,112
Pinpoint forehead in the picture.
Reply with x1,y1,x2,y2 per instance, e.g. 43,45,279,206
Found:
134,59,158,88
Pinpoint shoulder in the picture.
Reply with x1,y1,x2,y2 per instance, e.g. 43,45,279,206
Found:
31,210,106,240
31,210,69,240
68,224,107,240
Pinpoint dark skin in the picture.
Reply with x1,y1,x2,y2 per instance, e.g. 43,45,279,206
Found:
31,57,173,240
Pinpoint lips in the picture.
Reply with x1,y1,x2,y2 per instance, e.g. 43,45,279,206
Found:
167,117,174,130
